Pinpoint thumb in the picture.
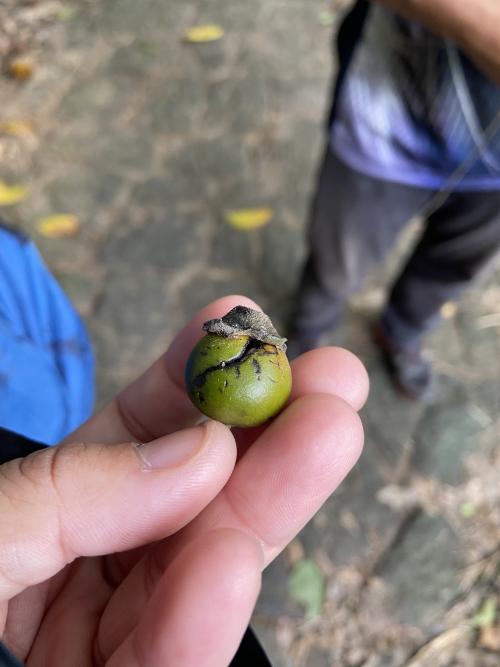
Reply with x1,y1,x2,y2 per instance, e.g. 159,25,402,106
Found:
0,421,235,601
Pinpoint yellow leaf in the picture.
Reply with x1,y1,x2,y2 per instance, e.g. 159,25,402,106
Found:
0,181,28,206
37,214,81,238
0,120,35,137
7,57,35,81
184,24,224,43
224,207,273,230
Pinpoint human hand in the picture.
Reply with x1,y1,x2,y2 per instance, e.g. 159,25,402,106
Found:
0,296,368,666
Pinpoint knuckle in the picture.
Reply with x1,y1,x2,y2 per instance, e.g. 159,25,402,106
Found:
115,393,158,444
29,446,79,562
0,445,85,594
19,443,83,502
16,444,91,561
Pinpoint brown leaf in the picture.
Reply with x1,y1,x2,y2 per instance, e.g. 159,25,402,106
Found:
478,625,500,652
7,56,35,81
0,119,35,137
285,539,305,566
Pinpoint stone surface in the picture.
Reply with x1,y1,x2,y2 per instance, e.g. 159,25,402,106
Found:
257,555,300,618
376,514,462,629
303,646,332,667
92,257,174,403
412,384,485,485
250,618,292,667
45,169,122,226
299,440,401,567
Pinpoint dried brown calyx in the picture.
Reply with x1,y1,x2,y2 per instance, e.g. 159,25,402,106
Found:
202,305,287,351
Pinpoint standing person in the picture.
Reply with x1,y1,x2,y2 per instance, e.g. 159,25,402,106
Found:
289,0,500,399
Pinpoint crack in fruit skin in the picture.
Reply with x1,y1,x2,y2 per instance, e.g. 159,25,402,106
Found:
191,337,262,388
202,305,287,350
185,332,292,427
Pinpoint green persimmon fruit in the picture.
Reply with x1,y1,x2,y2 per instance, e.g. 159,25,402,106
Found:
185,306,292,427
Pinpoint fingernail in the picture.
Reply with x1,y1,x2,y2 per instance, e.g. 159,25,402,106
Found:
134,424,208,471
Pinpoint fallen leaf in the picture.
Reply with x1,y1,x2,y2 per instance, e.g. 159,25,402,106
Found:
37,214,80,238
471,597,497,628
440,301,457,318
285,539,305,567
318,9,335,26
0,120,35,137
288,559,325,618
7,57,35,81
0,181,28,206
459,501,477,518
224,207,273,230
184,24,225,43
478,625,500,651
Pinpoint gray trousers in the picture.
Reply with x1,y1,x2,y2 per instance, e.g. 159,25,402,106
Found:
294,147,500,348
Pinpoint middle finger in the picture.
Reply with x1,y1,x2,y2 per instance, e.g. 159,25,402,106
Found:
97,386,364,657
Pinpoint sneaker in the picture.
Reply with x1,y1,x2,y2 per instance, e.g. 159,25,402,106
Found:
372,323,436,401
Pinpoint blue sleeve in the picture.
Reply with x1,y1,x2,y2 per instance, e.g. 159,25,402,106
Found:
0,222,94,445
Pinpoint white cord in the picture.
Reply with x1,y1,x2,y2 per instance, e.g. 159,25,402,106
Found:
416,90,500,221
446,41,500,175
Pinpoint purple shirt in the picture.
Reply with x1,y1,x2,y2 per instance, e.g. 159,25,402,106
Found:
330,6,500,191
